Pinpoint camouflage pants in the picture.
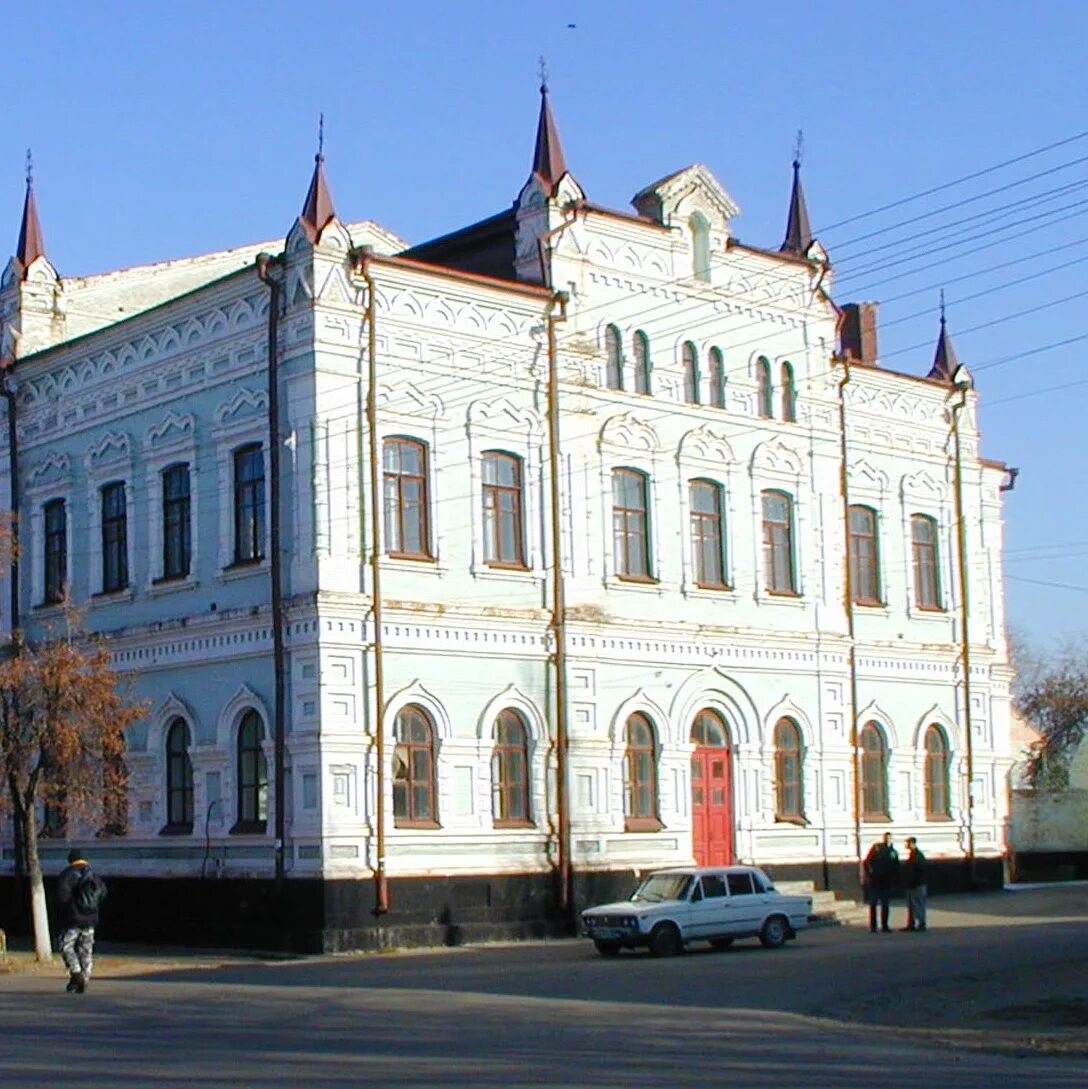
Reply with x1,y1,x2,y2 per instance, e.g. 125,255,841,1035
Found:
60,927,95,978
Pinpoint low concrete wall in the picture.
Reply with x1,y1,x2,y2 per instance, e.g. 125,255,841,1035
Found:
1010,789,1088,852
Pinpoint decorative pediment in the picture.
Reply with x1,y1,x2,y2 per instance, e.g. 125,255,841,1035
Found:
900,468,946,502
468,396,543,437
679,426,734,466
27,451,71,490
377,380,445,421
214,388,268,428
599,412,660,453
751,438,803,478
84,430,130,473
848,458,889,494
145,412,196,452
631,164,740,229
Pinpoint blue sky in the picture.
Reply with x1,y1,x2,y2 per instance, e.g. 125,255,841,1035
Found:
6,1,1087,648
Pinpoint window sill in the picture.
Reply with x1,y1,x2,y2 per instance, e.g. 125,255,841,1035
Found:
220,560,268,583
861,814,892,824
924,813,954,822
758,590,806,608
159,822,194,836
34,601,68,616
471,564,543,584
912,605,947,616
493,819,536,829
853,599,887,610
774,815,808,827
150,575,198,596
92,587,134,605
624,817,663,833
393,819,441,830
608,575,663,595
229,820,268,835
382,555,448,577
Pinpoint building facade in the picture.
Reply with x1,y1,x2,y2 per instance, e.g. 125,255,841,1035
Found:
0,90,1014,951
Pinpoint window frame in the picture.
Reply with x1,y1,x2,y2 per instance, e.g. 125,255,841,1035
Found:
99,480,129,594
624,712,661,831
682,341,701,405
911,513,943,610
761,489,798,595
632,330,652,395
233,709,268,834
43,497,67,606
491,709,532,827
848,504,883,606
163,717,194,834
780,362,797,422
232,442,266,567
924,724,952,820
481,451,526,569
605,324,624,391
383,437,432,560
160,462,192,582
707,347,725,408
689,478,729,589
611,468,654,581
393,704,439,827
774,717,805,823
756,357,773,419
860,721,890,821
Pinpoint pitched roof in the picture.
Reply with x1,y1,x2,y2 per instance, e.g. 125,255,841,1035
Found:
532,84,569,194
928,310,960,381
299,153,336,243
15,174,46,276
779,159,813,256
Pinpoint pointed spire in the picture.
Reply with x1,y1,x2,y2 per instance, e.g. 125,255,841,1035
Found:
780,132,813,256
928,291,960,381
299,114,336,243
531,60,569,195
15,148,46,277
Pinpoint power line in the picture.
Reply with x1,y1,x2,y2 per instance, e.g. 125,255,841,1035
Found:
1007,574,1088,594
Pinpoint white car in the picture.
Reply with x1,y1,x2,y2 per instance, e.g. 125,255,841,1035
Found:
580,865,812,957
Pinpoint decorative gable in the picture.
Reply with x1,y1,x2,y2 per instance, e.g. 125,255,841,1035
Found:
631,164,740,231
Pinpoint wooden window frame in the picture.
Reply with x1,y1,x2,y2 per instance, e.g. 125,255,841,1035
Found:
924,724,952,820
689,479,729,589
161,462,192,581
43,497,67,605
860,721,890,820
911,513,943,610
691,708,729,748
761,489,798,595
383,438,431,560
481,451,526,569
774,717,805,822
848,504,883,606
233,709,268,833
612,468,653,581
393,705,439,827
163,717,194,834
100,480,129,594
492,709,532,826
232,443,265,566
624,712,661,831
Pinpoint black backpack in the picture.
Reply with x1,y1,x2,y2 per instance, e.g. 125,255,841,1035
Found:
74,870,105,914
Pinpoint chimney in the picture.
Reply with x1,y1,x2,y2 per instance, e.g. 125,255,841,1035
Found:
840,302,879,365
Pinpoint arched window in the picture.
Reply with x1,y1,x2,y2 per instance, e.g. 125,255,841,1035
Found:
625,712,659,828
492,709,531,825
848,505,882,605
774,718,804,821
393,705,437,825
605,324,624,390
383,438,430,558
860,721,890,820
781,362,796,422
924,725,951,819
236,710,268,831
612,468,652,580
682,341,700,405
165,718,194,832
911,514,942,610
690,212,711,281
481,451,524,568
708,347,725,408
691,708,729,747
689,479,727,588
633,330,651,394
761,489,797,594
756,357,773,419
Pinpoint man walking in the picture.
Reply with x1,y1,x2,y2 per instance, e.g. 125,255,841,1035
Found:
56,849,107,993
901,836,928,931
864,832,899,933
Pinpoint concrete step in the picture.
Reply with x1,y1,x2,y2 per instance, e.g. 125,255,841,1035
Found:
775,879,863,927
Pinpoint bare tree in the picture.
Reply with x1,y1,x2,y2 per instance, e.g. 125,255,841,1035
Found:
0,620,146,959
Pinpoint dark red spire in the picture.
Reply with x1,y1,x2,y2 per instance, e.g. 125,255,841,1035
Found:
532,83,569,194
780,158,813,256
928,296,960,382
16,151,45,277
299,118,336,243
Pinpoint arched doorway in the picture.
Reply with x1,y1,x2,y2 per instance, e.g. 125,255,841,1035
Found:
690,709,734,866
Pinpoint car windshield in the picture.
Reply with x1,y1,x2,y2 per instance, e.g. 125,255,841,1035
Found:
631,873,693,903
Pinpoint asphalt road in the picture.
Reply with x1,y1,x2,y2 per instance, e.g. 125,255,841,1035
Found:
2,887,1086,1088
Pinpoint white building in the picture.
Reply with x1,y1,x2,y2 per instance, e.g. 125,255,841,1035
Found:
0,89,1014,950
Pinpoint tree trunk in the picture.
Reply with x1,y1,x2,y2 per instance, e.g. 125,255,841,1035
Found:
23,808,53,960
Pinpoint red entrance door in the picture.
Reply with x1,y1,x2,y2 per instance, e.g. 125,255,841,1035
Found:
691,709,734,866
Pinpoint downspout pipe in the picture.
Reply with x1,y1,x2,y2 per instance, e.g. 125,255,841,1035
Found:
256,253,288,888
357,248,389,916
950,378,976,885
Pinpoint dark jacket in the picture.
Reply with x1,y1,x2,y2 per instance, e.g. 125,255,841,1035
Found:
55,861,107,928
902,848,928,889
864,843,899,889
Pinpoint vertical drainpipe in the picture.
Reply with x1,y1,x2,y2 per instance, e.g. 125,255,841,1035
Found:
951,380,976,884
357,249,389,916
256,254,288,888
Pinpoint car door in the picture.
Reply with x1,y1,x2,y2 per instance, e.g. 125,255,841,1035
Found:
725,870,761,934
687,874,729,939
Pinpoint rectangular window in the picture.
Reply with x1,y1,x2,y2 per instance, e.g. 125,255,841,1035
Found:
162,463,191,580
690,480,727,588
383,438,430,558
761,490,796,594
911,514,942,609
101,482,128,593
44,498,67,605
612,469,651,579
482,452,524,567
848,505,881,605
233,444,265,565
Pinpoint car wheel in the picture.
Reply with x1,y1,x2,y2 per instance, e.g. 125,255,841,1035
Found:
708,937,734,951
759,915,789,949
649,923,684,958
593,940,621,957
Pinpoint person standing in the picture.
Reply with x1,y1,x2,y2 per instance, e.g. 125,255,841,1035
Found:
901,836,928,931
864,832,899,933
55,848,107,994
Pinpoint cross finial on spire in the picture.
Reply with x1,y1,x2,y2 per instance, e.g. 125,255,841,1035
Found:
928,291,959,381
25,148,32,187
530,68,569,194
15,150,46,275
939,288,947,326
780,138,813,256
317,113,325,160
538,55,548,93
793,129,804,168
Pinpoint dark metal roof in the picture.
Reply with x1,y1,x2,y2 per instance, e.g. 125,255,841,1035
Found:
299,153,336,243
779,160,813,256
532,84,568,194
15,175,45,276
